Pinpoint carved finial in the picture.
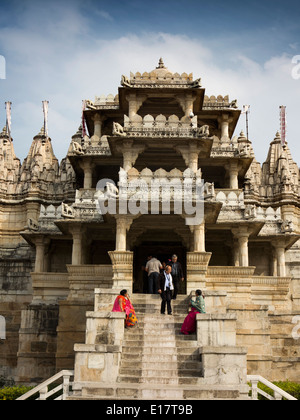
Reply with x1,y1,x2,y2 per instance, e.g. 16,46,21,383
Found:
238,130,247,140
39,127,46,136
156,58,166,69
0,126,11,141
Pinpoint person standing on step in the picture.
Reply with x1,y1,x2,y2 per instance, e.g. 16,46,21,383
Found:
145,255,163,294
158,265,174,315
169,254,184,300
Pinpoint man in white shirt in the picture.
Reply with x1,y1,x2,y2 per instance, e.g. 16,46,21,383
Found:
158,265,174,315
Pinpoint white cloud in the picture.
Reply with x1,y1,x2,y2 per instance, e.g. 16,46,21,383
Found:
94,9,114,22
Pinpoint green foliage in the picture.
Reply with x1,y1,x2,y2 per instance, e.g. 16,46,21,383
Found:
265,381,300,400
249,380,300,400
0,386,33,401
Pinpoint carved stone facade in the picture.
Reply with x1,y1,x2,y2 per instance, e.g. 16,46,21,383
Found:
0,59,299,388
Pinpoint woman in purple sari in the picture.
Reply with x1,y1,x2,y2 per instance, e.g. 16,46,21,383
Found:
181,290,205,335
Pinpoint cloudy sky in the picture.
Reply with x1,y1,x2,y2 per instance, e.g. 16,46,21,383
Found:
0,0,300,165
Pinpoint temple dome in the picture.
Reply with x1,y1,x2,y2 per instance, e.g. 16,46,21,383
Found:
151,58,173,78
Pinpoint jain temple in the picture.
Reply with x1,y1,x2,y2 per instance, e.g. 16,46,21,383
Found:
0,60,299,400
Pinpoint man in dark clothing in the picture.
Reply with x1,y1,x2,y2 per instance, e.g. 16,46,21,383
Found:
169,254,184,300
158,265,174,315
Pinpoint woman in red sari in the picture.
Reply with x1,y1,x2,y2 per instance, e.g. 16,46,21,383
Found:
180,290,205,335
112,289,138,328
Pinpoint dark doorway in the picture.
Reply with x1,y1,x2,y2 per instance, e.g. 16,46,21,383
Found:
133,242,186,294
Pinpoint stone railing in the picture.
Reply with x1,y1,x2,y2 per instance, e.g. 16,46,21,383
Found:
124,70,194,88
203,95,237,110
119,168,215,203
85,94,119,110
215,189,244,207
16,370,74,400
248,375,297,400
117,114,211,139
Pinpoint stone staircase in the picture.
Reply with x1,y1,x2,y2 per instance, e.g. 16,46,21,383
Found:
73,294,249,400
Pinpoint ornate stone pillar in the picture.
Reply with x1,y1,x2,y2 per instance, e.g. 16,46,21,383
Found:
177,92,196,118
108,215,135,292
115,215,134,251
116,140,145,172
225,161,239,190
176,141,202,173
108,251,134,293
193,222,206,252
238,235,249,267
232,239,240,267
218,114,233,146
272,240,286,277
71,226,85,265
126,93,147,119
186,252,211,294
232,228,249,267
271,248,278,276
91,114,105,144
34,236,50,272
80,159,94,190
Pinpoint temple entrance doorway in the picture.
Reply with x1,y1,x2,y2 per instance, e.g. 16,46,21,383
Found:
133,242,187,294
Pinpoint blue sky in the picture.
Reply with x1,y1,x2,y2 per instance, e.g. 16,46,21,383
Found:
0,0,300,164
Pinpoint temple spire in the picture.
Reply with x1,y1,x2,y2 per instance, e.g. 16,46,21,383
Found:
156,58,166,69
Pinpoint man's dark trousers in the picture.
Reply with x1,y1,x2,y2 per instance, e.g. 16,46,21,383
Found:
161,288,172,314
148,272,159,294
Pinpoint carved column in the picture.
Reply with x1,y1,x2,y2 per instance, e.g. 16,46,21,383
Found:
115,215,134,251
71,226,85,265
177,93,196,118
126,93,147,119
238,235,249,267
218,114,233,146
80,159,94,189
116,140,145,171
34,236,50,272
186,252,211,294
91,114,105,144
233,240,240,267
176,141,201,173
272,240,286,277
232,228,249,267
193,222,206,252
225,161,239,190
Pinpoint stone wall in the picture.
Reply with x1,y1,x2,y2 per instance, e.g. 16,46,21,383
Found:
0,244,34,381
